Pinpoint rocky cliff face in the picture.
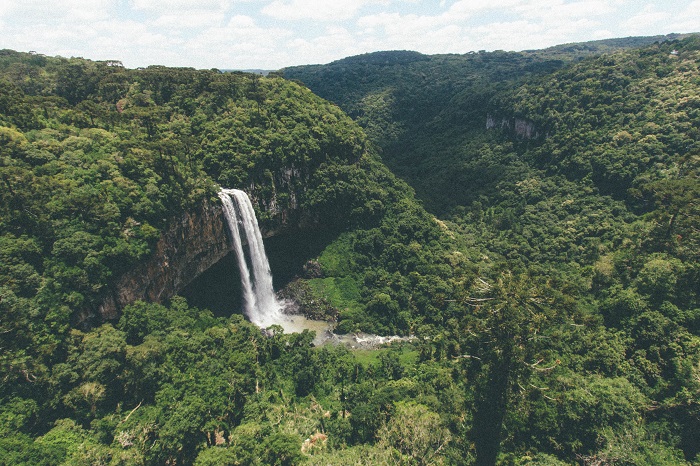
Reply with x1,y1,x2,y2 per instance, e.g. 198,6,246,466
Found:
87,199,231,324
486,114,541,139
247,164,319,237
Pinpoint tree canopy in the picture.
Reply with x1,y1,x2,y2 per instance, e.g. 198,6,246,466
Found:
1,34,700,465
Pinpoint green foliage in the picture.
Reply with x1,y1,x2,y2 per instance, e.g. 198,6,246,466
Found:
6,298,444,465
259,432,306,466
194,446,239,466
309,277,362,314
285,34,700,464
376,401,452,465
2,35,700,465
283,34,691,216
587,424,689,465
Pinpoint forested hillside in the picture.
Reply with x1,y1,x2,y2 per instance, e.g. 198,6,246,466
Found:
0,50,466,464
284,35,700,464
1,33,699,465
282,33,693,214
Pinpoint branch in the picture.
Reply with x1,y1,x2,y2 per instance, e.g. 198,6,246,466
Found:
431,437,449,459
524,358,560,371
526,358,544,367
528,383,557,401
477,277,491,289
120,401,143,424
646,401,661,412
454,354,482,361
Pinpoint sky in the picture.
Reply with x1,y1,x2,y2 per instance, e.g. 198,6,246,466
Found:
0,0,698,70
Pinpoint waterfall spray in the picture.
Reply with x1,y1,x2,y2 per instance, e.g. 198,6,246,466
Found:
218,188,338,344
218,188,284,327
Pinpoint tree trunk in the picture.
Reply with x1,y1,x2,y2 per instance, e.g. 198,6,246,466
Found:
473,358,512,466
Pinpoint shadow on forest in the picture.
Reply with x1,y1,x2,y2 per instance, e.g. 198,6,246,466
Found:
180,228,337,317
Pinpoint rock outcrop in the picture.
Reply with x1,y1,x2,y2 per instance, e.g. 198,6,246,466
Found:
247,165,316,237
486,114,541,139
88,199,231,323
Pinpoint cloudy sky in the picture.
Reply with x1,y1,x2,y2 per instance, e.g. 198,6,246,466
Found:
1,0,698,70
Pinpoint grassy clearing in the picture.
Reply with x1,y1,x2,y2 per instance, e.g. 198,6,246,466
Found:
352,344,419,367
308,276,363,314
317,232,357,275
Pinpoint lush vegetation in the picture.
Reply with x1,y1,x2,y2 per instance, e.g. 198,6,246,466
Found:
284,35,700,464
1,33,699,465
0,48,471,464
282,32,694,215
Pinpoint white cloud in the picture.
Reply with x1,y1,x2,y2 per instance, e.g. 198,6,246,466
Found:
472,20,542,47
227,14,258,28
619,4,671,33
261,0,374,21
0,3,13,17
150,10,226,29
0,0,696,70
517,0,615,21
0,0,115,22
591,28,615,39
130,0,228,12
178,15,294,68
448,0,524,18
281,26,374,64
670,0,700,31
354,0,646,57
358,12,443,33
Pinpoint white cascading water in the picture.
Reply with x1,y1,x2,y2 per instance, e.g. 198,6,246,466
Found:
218,188,284,327
218,188,405,347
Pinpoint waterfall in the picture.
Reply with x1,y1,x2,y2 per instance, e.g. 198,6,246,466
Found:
218,188,284,327
218,188,334,343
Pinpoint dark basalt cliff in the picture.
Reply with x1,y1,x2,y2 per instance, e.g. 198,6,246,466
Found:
84,199,231,324
247,166,315,237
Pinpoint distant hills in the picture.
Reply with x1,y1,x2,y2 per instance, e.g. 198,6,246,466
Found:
0,33,699,465
282,32,700,213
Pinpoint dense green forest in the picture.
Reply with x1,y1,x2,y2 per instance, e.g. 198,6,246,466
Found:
0,48,471,464
282,32,694,214
0,33,699,465
284,35,700,464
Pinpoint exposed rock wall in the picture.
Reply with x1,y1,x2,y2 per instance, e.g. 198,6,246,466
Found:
246,164,320,237
90,199,231,323
486,114,540,139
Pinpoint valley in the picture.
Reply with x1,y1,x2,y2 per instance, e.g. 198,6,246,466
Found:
0,34,699,464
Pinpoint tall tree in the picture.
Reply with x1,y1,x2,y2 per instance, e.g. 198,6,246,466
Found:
459,272,563,465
